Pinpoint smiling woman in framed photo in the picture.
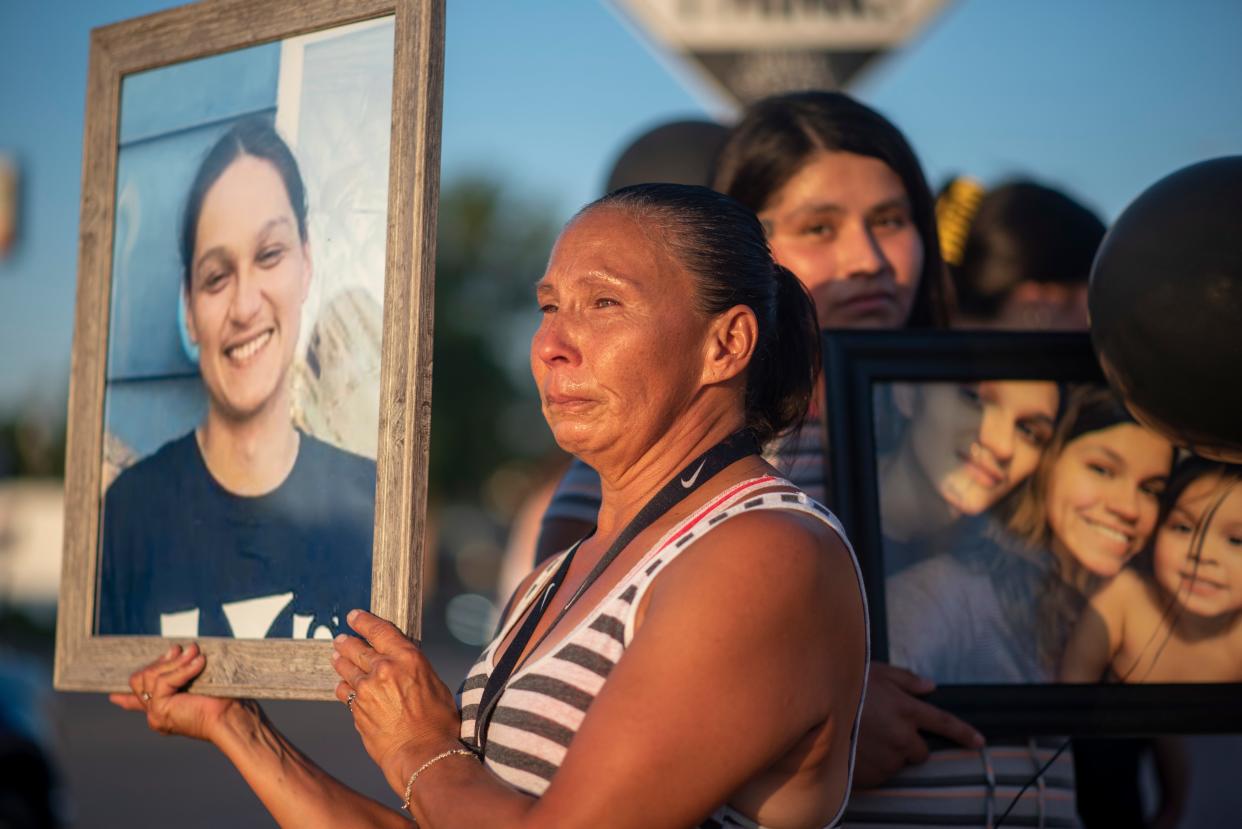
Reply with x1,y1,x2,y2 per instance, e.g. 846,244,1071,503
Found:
96,118,376,641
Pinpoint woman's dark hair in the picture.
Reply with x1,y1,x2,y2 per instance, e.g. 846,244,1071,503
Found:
947,180,1106,319
1149,456,1242,554
179,117,308,287
712,91,949,329
583,183,820,446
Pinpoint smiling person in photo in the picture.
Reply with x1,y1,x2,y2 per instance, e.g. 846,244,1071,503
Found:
887,386,1175,684
876,379,1060,574
97,118,375,640
1061,458,1242,683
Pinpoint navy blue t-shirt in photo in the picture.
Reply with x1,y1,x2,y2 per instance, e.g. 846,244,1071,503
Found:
97,431,375,639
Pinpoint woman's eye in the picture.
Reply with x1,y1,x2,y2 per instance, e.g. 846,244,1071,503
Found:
594,297,619,309
1140,480,1166,499
870,212,909,232
799,223,835,239
257,246,285,266
1087,462,1113,478
1226,534,1242,548
539,303,557,314
1168,520,1193,535
957,385,983,407
1017,422,1051,448
202,271,229,291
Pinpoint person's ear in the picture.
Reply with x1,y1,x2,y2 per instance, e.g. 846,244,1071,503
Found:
183,283,198,345
701,304,758,386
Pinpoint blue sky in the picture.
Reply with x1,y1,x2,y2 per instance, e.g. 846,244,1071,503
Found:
1,0,1240,408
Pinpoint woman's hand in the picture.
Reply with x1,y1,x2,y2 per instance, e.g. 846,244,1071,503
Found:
851,662,984,790
332,610,466,795
109,643,250,744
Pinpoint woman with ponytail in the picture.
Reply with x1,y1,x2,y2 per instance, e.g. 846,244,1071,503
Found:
539,91,952,555
117,184,869,829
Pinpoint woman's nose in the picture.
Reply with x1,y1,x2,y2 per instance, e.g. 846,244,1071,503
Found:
533,312,581,368
1108,482,1141,523
229,269,264,323
835,222,887,279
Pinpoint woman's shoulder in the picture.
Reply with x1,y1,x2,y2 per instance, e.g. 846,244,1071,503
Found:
654,487,858,615
1094,566,1153,611
633,487,866,692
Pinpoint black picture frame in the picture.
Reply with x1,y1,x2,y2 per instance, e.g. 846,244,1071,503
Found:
823,330,1242,737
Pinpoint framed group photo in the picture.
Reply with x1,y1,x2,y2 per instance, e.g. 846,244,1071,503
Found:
55,0,445,700
824,331,1242,736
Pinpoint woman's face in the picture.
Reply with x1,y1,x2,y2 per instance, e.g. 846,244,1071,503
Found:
185,155,311,422
1045,424,1173,577
1154,475,1242,618
904,381,1059,516
758,151,923,329
530,208,716,460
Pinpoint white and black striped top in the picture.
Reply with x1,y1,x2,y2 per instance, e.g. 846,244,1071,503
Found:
459,476,869,829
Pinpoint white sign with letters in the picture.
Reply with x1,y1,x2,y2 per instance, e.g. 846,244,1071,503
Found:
611,0,950,105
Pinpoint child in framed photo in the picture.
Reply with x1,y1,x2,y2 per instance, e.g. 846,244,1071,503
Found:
1061,457,1242,683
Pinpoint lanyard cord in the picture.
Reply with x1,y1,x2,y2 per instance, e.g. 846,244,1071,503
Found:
473,429,761,752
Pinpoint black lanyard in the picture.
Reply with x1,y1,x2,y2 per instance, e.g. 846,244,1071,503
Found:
473,428,760,752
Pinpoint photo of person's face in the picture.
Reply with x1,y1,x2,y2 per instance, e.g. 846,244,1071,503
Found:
1154,475,1242,618
185,154,312,422
904,380,1059,516
1045,423,1173,577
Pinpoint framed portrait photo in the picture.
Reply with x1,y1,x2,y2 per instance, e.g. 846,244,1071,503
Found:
54,0,444,700
824,331,1242,736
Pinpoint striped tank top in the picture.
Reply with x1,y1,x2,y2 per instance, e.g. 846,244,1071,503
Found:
459,476,870,828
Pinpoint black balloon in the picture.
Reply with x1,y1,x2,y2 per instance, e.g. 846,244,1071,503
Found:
1089,156,1242,462
603,120,728,194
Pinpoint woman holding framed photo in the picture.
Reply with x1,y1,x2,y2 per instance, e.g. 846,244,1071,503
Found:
113,184,870,829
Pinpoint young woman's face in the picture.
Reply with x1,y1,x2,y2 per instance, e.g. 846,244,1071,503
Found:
904,381,1059,516
185,155,311,422
1045,424,1173,577
530,207,717,461
758,151,923,329
1154,475,1242,618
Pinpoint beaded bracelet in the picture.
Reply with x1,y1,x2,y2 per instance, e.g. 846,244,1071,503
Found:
400,748,479,811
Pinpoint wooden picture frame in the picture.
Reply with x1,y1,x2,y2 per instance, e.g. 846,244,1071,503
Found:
823,330,1242,736
54,0,444,700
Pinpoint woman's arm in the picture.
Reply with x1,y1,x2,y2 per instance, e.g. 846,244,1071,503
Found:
337,510,866,829
112,645,408,828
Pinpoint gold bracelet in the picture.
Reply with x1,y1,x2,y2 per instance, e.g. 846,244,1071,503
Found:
400,748,478,811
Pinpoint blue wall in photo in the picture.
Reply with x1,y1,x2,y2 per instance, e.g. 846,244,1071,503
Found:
104,42,280,457
118,44,281,146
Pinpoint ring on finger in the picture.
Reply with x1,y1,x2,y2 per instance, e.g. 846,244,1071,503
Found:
141,691,152,704
346,691,357,713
